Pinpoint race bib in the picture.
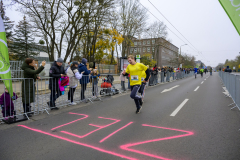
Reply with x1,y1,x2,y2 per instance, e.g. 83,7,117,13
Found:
141,77,145,81
131,75,139,81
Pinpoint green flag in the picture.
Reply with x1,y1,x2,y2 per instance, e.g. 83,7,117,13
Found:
0,16,13,97
219,0,240,35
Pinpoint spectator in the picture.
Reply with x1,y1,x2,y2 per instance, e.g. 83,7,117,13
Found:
224,66,232,73
65,62,71,74
210,67,213,76
78,58,92,102
48,58,66,110
90,69,101,98
120,70,126,91
21,58,45,116
66,61,83,105
0,87,18,123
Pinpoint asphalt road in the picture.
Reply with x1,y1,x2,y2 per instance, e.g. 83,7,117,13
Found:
1,72,240,160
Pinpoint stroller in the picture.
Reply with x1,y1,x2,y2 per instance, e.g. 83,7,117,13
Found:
100,75,119,96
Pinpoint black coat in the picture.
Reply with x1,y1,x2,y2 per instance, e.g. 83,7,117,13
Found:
21,62,44,103
49,61,65,90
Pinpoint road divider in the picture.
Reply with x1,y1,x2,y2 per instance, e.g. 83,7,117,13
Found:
194,86,200,91
170,99,189,117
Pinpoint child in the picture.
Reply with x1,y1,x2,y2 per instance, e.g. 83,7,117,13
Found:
90,69,100,98
0,87,18,122
120,70,126,91
67,61,83,105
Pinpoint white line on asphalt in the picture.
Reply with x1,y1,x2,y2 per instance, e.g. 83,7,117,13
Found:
170,99,189,116
194,86,200,91
204,79,206,80
161,85,180,93
201,81,204,84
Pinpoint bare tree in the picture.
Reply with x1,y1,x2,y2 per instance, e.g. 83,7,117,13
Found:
118,0,148,57
11,0,115,62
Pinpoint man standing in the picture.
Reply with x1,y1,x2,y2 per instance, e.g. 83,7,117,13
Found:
78,58,92,102
48,58,66,110
224,66,232,73
122,55,150,114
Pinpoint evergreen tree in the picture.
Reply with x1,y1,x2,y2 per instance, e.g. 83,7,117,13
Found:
11,16,39,60
0,0,14,44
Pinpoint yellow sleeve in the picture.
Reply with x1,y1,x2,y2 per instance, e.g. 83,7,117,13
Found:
126,65,130,74
139,63,148,71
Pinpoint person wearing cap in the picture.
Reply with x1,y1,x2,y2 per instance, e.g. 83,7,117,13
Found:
48,58,66,109
78,58,92,101
66,61,84,105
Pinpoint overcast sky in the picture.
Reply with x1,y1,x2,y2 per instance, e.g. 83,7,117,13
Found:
5,0,240,67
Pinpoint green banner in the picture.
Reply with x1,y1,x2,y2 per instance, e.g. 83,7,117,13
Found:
219,0,240,35
0,16,13,97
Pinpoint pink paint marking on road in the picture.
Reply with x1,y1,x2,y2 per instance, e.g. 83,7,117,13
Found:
18,125,137,160
51,113,88,131
100,122,133,143
120,124,194,160
61,117,120,138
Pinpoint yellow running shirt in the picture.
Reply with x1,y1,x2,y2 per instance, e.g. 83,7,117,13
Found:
126,63,148,86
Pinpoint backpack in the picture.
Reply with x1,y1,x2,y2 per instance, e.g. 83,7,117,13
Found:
61,77,69,86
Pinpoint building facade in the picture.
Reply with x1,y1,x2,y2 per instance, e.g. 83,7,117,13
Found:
129,38,179,67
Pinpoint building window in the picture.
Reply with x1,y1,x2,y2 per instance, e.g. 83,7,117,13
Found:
138,48,141,53
152,40,155,44
134,48,137,53
152,47,155,52
147,47,150,52
138,42,141,45
147,40,150,44
143,41,146,45
134,42,137,46
130,48,133,53
143,48,146,52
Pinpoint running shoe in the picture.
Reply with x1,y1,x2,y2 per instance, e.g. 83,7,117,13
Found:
136,107,142,114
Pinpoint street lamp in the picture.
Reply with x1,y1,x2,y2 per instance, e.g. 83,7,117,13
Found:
178,44,187,67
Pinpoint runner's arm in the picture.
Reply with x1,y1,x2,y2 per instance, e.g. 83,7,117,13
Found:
144,69,150,81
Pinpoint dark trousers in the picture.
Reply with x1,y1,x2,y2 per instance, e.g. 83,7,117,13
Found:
130,85,141,109
50,89,61,107
121,81,126,91
23,103,31,113
201,72,203,77
81,83,87,100
68,88,76,103
1,106,14,117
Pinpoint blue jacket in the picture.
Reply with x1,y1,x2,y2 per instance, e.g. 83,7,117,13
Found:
78,63,91,84
194,68,198,73
90,74,100,85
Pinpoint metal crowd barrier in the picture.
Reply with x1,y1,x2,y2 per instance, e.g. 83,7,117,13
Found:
219,71,240,111
148,71,194,86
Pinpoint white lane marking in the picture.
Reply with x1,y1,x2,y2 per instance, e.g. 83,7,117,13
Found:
161,85,179,93
194,86,200,91
201,81,204,84
170,99,189,116
204,79,206,80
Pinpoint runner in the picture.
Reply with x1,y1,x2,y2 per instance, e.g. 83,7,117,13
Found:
200,68,204,78
194,67,198,79
122,55,150,114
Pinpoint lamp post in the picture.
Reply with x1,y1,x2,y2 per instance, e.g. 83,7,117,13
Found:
178,44,187,67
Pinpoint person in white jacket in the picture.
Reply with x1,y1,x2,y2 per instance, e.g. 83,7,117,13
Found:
67,61,84,105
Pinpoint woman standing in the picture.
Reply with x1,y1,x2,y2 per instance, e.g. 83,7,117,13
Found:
21,58,46,117
67,61,83,105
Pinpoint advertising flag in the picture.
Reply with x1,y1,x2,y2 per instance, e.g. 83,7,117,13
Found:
0,16,13,97
219,0,240,35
